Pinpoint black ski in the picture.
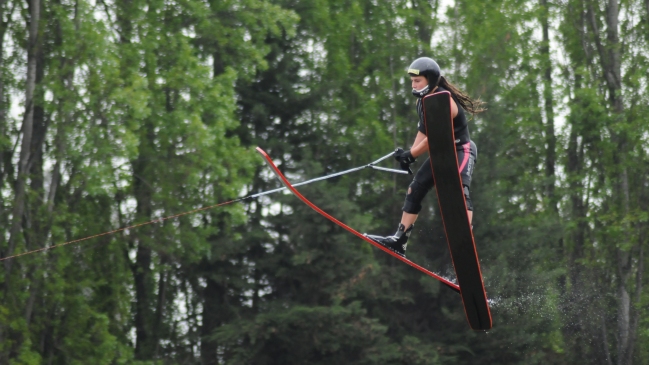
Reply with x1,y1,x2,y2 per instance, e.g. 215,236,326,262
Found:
423,91,492,330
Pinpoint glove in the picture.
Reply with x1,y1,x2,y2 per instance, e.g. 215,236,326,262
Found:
393,148,415,174
394,148,416,164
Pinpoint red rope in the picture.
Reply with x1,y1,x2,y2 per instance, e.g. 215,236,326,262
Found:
0,199,238,262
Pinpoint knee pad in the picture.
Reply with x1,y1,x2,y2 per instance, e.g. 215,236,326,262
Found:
402,180,429,214
464,185,473,211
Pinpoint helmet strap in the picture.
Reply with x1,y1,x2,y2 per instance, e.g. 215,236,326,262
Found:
411,84,430,98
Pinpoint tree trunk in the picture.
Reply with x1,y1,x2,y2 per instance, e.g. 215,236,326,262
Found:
5,0,41,278
132,136,155,359
646,0,649,35
586,0,639,362
0,0,40,361
47,130,63,215
26,25,47,252
201,272,229,365
114,0,159,359
564,122,587,360
133,237,152,358
625,239,643,364
153,262,167,358
601,314,614,365
539,0,556,211
0,2,9,202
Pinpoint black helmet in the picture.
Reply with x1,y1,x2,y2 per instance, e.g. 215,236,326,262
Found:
407,57,441,97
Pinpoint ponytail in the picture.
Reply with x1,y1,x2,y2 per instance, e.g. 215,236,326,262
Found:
438,76,486,115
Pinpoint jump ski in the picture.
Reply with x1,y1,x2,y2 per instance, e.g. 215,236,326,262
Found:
423,91,492,330
256,147,460,294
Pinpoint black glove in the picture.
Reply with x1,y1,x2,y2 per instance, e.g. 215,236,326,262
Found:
393,148,415,174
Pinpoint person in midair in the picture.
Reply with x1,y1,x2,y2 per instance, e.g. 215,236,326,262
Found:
366,57,485,257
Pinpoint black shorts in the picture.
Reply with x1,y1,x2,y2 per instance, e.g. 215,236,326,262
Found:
403,141,478,205
414,140,477,191
401,141,477,214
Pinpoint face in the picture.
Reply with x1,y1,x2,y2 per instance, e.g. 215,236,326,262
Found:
411,75,428,90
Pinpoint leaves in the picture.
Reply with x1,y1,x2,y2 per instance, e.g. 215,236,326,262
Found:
0,0,648,363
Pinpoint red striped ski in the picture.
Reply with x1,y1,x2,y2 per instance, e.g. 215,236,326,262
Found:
256,147,460,293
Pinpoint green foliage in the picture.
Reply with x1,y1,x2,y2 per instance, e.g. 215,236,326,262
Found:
0,0,647,363
212,302,399,364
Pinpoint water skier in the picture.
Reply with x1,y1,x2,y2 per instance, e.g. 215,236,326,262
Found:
366,57,485,257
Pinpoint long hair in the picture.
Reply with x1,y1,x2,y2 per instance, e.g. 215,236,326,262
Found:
438,76,486,115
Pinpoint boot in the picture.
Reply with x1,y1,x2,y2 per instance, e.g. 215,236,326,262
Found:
366,223,414,257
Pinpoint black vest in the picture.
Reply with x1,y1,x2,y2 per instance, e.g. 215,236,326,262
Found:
416,86,470,145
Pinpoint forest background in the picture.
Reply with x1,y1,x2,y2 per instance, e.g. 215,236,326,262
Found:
0,0,647,363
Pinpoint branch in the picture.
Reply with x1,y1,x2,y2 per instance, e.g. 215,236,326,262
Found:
585,0,617,89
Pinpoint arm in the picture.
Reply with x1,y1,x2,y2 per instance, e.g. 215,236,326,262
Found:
450,95,459,119
410,132,428,158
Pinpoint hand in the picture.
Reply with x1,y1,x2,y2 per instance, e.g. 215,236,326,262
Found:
393,148,415,174
394,148,416,164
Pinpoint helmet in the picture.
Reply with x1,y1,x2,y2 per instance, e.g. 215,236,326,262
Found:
407,57,441,97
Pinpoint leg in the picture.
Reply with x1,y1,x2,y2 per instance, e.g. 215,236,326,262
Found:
402,142,476,226
400,168,434,228
401,211,418,228
463,185,474,224
403,186,473,226
401,158,435,216
459,141,477,225
365,159,434,256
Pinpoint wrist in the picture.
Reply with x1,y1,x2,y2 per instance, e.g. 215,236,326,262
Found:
404,150,416,163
